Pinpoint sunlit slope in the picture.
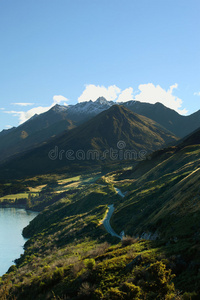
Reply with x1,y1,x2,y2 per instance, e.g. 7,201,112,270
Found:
109,130,200,240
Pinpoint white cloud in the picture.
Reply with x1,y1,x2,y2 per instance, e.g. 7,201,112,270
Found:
116,87,134,103
53,95,69,104
5,95,68,124
78,83,187,114
4,110,28,124
194,91,200,96
134,83,187,115
4,110,23,117
21,106,53,124
4,84,188,127
11,103,34,106
78,84,121,102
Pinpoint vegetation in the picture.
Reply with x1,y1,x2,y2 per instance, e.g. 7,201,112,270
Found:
0,130,200,298
0,105,178,179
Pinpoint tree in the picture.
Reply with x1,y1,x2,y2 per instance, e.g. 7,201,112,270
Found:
26,193,32,208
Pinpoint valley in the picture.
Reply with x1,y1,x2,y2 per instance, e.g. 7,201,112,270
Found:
0,102,200,299
1,1,199,299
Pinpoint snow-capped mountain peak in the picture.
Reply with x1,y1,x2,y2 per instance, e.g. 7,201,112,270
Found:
67,97,114,115
51,104,68,113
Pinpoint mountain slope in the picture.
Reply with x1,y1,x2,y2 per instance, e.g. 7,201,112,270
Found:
63,98,200,138
0,180,178,300
51,104,178,153
66,96,114,124
103,127,200,242
0,98,113,163
66,98,200,138
0,105,75,162
0,105,178,178
0,126,16,138
123,100,200,138
0,97,199,163
1,115,200,298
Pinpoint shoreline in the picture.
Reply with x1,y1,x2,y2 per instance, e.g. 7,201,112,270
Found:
0,207,38,277
0,203,39,213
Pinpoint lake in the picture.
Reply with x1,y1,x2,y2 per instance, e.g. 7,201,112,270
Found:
0,207,38,276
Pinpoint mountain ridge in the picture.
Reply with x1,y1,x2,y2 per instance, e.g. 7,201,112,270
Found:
0,97,200,163
0,105,178,179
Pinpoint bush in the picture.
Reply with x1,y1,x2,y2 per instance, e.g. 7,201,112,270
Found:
78,282,95,297
7,265,17,273
142,261,175,298
84,258,96,270
121,236,138,247
182,292,199,300
121,282,142,299
106,288,126,300
52,267,64,282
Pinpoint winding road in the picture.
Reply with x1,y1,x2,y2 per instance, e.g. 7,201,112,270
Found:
102,187,125,240
114,187,125,198
103,205,122,239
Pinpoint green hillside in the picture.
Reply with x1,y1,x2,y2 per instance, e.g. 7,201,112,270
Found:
0,179,179,300
0,105,178,179
0,124,200,299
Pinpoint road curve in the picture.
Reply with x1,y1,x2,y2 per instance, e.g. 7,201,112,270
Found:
103,205,122,239
114,187,125,198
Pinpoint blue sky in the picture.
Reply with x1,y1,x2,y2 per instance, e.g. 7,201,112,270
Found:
0,0,199,131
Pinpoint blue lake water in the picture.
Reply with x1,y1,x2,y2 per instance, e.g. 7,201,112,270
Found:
0,207,38,276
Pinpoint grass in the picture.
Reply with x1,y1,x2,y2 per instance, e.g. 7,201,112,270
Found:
57,175,81,185
0,193,29,201
0,145,200,299
28,185,47,193
0,225,177,300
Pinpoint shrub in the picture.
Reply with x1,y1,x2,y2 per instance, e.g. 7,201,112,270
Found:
121,236,138,247
84,258,96,270
121,282,142,299
78,282,95,297
142,261,176,298
52,267,64,282
71,261,85,277
182,292,199,300
88,242,110,257
106,287,126,300
7,265,17,273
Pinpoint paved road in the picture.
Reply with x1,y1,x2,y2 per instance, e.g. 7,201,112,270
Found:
102,187,126,239
103,205,122,239
114,187,125,198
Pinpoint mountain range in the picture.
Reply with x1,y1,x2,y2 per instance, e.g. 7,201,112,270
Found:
1,115,200,299
0,105,178,178
0,98,200,298
1,97,200,164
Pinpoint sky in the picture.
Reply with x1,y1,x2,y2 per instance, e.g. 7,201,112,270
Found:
0,0,199,131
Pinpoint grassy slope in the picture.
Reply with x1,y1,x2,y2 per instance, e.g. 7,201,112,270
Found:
106,143,200,295
0,182,179,300
0,105,178,179
1,141,200,298
110,144,200,238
